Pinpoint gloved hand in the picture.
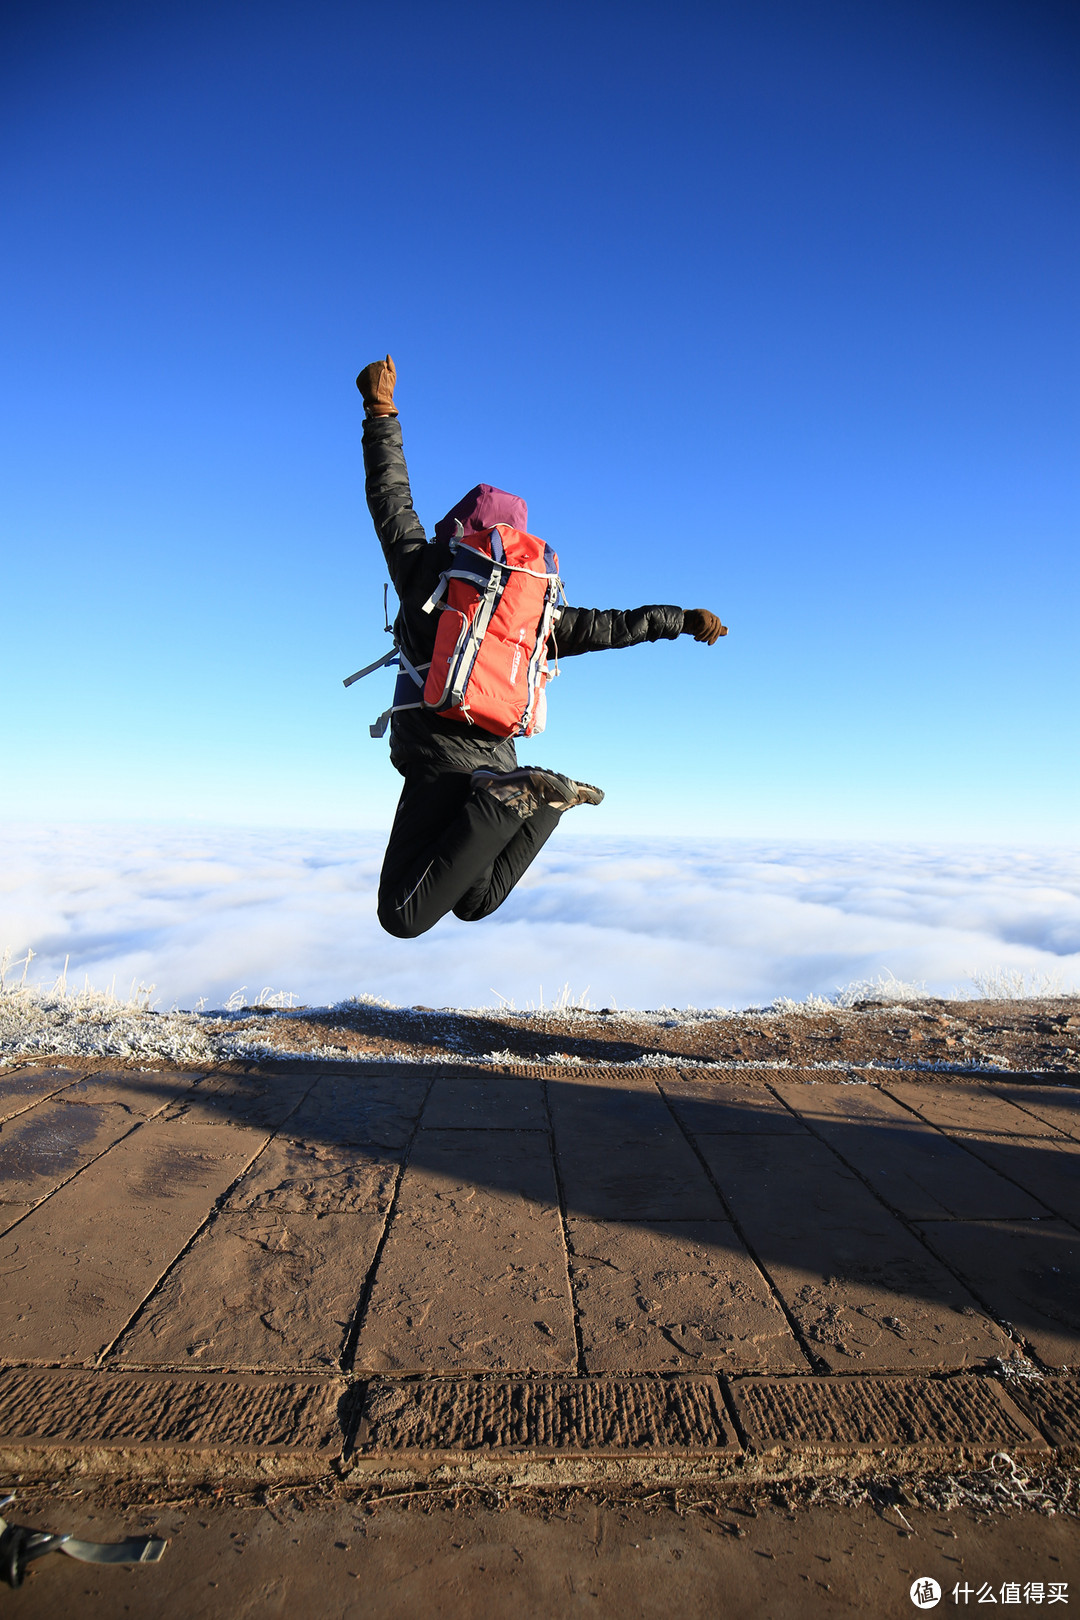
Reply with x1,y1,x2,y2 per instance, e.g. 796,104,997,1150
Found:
356,354,397,417
682,608,727,644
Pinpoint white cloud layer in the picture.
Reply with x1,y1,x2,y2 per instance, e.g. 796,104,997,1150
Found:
1,823,1078,1011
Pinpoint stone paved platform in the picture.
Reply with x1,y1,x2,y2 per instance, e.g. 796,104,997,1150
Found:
1,1060,1077,1484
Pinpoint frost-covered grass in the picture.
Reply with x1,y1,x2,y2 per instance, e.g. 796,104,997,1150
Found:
487,968,1077,1021
0,976,222,1066
1,945,1076,1068
769,973,931,1013
968,967,1073,1000
488,982,597,1013
0,962,469,1067
763,968,1077,1017
0,949,304,1066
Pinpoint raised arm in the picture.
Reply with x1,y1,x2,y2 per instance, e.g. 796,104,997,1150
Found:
357,356,430,598
552,604,726,658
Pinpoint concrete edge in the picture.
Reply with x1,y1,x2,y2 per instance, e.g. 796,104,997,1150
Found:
0,1369,1072,1489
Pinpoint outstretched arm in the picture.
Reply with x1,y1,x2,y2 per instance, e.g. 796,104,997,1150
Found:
552,604,726,658
357,356,431,599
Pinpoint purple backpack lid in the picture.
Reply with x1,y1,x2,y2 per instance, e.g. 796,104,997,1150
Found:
434,484,528,543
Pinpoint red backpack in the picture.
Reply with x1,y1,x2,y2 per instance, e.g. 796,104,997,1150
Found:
346,524,564,740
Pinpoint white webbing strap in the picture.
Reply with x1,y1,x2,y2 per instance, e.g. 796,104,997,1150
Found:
420,578,448,614
367,652,430,738
397,651,429,688
343,647,398,688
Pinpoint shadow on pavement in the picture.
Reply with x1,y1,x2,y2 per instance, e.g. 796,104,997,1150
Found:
1,1062,1078,1370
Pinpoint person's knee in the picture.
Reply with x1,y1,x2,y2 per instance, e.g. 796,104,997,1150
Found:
453,886,503,922
377,895,429,939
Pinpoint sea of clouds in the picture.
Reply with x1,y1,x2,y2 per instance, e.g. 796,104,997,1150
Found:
1,823,1078,1012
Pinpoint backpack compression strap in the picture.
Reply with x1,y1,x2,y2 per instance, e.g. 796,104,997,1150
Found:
365,647,431,738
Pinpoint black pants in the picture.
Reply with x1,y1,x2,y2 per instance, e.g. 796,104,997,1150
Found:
377,768,561,939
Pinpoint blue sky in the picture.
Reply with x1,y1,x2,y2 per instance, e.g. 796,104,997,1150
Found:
2,0,1077,841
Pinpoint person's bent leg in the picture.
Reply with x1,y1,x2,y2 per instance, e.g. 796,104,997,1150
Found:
377,770,530,938
452,802,560,921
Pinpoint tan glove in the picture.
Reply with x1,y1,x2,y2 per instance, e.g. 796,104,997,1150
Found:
682,608,727,645
356,354,397,417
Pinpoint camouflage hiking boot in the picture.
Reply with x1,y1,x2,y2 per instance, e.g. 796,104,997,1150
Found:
470,768,605,819
533,770,605,811
470,768,542,819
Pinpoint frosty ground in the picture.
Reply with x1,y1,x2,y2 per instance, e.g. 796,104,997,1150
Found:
2,962,1078,1075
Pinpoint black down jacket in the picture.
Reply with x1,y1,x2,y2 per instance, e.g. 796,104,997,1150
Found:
362,414,686,775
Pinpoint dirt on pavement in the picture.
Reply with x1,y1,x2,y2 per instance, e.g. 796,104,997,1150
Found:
5,1478,1078,1619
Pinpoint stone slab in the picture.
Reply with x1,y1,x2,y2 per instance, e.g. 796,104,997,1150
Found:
884,1081,1080,1223
695,1135,1012,1370
914,1219,1080,1369
0,1365,343,1452
730,1375,1046,1456
0,1071,199,1210
773,1081,1049,1219
999,1083,1080,1144
567,1218,808,1373
1006,1373,1080,1454
657,1076,808,1136
170,1069,312,1131
0,1115,269,1364
114,1210,387,1370
0,1065,80,1123
883,1081,1049,1141
354,1129,575,1373
221,1136,401,1215
943,1132,1080,1229
60,1070,201,1114
275,1071,432,1149
0,1098,145,1207
355,1375,735,1454
421,1071,546,1130
548,1074,726,1221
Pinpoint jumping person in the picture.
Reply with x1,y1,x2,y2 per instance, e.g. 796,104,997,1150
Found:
356,355,726,939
